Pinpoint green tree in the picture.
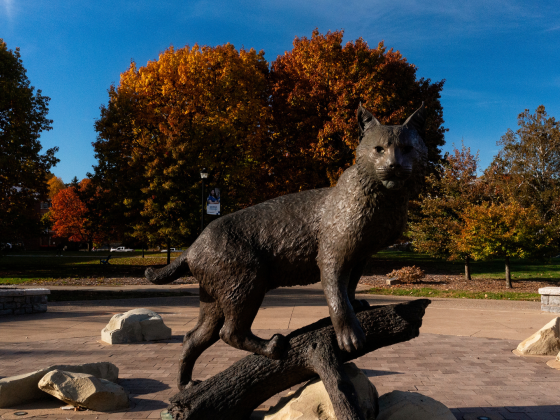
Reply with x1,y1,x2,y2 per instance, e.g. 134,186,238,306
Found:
490,105,560,222
0,39,58,244
409,143,482,279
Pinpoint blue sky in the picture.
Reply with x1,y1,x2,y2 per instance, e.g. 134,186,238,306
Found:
2,0,559,183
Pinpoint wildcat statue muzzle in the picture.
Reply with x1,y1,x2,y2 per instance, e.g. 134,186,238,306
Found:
146,102,428,390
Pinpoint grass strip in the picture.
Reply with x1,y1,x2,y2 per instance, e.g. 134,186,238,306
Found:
48,290,197,302
364,287,540,301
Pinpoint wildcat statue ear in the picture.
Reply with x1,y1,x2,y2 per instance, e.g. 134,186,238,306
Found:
403,102,426,132
357,103,381,139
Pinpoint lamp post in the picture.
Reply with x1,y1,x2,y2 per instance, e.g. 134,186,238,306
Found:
200,168,208,234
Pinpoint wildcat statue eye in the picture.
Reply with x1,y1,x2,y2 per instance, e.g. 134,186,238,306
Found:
402,145,413,154
375,146,384,154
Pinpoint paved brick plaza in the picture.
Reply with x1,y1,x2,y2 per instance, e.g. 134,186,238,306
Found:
1,287,559,420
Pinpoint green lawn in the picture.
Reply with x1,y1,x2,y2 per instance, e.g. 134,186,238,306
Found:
369,250,560,281
0,251,179,284
363,287,541,301
1,250,559,303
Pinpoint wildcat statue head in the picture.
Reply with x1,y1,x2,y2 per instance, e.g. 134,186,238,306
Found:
356,103,428,190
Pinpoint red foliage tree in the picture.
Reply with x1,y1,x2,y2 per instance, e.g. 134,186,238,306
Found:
50,179,104,249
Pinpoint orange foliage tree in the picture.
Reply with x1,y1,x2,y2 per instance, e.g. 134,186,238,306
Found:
50,179,104,250
93,43,271,246
265,29,445,197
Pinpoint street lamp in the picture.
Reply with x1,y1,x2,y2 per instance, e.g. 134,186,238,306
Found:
200,168,209,234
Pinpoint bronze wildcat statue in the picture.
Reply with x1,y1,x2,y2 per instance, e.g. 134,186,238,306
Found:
146,103,428,390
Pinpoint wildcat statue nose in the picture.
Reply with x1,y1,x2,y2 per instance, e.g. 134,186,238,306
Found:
381,179,405,190
376,162,411,190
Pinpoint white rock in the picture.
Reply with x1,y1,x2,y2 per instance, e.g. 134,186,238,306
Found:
517,317,560,356
0,362,118,408
377,391,455,420
101,308,171,344
38,370,128,412
259,363,378,420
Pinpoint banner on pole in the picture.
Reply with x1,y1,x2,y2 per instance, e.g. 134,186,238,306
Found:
206,187,220,215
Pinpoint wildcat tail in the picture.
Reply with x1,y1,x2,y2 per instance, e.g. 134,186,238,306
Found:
145,251,191,285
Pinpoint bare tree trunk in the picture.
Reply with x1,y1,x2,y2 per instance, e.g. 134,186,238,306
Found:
465,255,471,280
167,238,171,265
505,256,512,288
168,299,430,420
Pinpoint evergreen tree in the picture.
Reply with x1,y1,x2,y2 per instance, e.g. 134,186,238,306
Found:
0,39,58,244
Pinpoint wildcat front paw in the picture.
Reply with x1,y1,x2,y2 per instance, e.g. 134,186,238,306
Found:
351,299,370,312
336,319,366,353
264,333,287,359
177,379,200,391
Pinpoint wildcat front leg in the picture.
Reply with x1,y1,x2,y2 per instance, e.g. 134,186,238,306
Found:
321,266,366,353
348,260,370,312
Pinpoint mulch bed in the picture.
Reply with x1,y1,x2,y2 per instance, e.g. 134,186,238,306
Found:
358,274,556,293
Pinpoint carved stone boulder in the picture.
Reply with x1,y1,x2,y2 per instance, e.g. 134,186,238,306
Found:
0,362,118,408
376,391,455,420
260,363,378,420
101,308,171,344
38,370,128,412
517,317,560,356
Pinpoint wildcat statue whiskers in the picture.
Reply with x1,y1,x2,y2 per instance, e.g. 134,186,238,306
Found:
146,103,428,390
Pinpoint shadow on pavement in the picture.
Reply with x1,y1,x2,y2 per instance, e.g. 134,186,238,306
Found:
120,377,171,395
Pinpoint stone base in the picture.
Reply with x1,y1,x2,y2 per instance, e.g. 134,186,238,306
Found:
0,288,50,316
547,359,560,370
539,287,560,313
386,278,402,286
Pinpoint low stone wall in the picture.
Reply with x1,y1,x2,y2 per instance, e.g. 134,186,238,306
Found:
0,287,50,315
539,287,560,313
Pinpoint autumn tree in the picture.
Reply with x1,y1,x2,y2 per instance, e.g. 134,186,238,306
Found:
265,29,446,197
0,39,58,244
92,30,446,248
47,175,65,199
50,179,104,250
409,143,483,279
40,174,66,233
92,44,271,247
457,201,552,288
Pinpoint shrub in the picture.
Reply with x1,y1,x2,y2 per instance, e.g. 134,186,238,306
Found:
386,266,426,284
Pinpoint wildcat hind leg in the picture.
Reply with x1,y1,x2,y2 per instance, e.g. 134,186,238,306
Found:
217,273,287,359
177,287,224,390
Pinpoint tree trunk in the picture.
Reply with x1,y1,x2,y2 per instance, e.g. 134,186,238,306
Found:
505,256,512,288
142,247,145,258
168,299,430,420
167,239,171,265
464,255,471,280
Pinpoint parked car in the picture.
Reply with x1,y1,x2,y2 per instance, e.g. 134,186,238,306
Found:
160,248,182,253
110,246,134,252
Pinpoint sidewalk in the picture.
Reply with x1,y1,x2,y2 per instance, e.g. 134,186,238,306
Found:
1,284,560,420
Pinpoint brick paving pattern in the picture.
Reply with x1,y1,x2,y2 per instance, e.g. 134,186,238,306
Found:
1,331,560,420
